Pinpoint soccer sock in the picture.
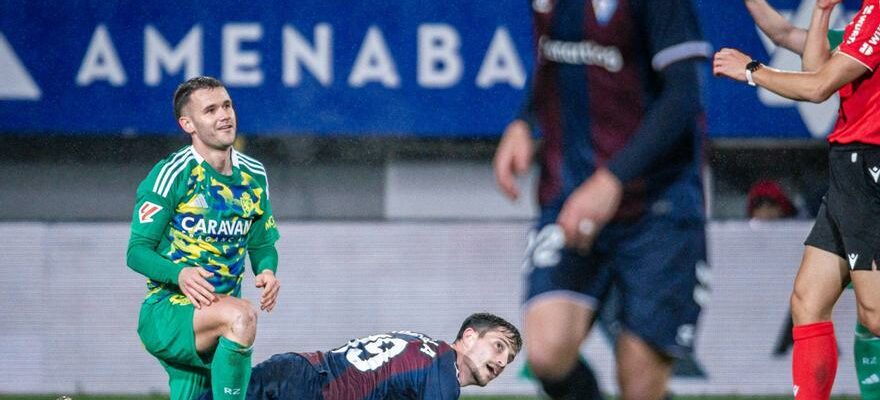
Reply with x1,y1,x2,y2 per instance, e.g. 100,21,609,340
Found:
540,358,603,400
792,321,837,400
211,336,253,400
854,322,880,400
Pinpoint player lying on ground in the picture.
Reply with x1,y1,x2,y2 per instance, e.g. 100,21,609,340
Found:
199,312,521,400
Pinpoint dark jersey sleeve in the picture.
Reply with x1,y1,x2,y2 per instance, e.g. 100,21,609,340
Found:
606,0,710,183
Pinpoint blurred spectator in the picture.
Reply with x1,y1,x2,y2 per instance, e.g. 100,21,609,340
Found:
747,180,797,220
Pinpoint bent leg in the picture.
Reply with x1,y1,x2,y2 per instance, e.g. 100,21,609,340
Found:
854,321,880,399
194,296,258,400
852,264,880,336
162,360,211,400
525,297,602,399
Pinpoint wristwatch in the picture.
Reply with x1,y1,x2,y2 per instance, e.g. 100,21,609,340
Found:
745,60,762,87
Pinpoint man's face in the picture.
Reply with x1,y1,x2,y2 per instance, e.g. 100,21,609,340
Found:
458,327,517,386
178,87,236,150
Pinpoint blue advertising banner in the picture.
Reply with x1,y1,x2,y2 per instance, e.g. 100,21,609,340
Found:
0,1,532,136
0,0,866,138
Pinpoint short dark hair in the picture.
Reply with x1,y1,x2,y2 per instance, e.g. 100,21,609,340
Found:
173,76,225,119
455,312,522,354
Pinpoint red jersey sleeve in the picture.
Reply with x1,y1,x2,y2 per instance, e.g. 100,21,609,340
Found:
840,1,880,71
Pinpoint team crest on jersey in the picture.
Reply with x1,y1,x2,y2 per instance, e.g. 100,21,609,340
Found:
138,201,163,223
592,0,618,25
532,0,552,13
239,193,255,214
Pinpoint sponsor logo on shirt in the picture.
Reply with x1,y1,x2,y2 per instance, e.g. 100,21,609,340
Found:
181,216,252,236
539,36,623,72
847,5,874,45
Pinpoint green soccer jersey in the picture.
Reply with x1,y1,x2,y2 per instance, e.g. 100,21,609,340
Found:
130,146,280,302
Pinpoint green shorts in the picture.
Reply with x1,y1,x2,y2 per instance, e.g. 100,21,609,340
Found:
138,294,211,369
138,294,212,399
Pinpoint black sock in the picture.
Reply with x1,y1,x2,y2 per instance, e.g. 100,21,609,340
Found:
540,358,603,400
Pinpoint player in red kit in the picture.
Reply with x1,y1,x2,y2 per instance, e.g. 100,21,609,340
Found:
715,0,880,398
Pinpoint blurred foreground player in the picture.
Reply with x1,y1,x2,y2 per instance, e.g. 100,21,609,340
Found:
199,312,522,400
493,0,711,398
128,76,281,400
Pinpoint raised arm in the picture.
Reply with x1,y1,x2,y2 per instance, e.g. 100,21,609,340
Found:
801,0,836,71
745,0,808,55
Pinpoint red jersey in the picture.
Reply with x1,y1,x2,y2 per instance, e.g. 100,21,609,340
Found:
829,0,880,144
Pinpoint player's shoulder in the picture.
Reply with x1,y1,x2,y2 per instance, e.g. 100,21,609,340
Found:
233,149,270,188
233,149,268,175
139,146,199,197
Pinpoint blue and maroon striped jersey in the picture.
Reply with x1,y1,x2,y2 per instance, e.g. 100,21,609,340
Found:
317,331,460,400
241,331,461,400
523,0,711,221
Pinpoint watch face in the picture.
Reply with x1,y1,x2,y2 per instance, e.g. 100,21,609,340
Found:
746,60,762,72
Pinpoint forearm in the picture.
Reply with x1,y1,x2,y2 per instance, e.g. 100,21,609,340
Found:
127,236,185,285
249,245,278,275
745,0,806,54
802,4,834,71
751,65,835,103
606,60,702,183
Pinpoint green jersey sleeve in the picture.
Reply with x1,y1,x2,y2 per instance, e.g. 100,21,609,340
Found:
127,148,193,283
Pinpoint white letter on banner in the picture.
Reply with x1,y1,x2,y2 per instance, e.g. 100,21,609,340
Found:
76,25,127,86
476,27,526,89
417,24,463,88
283,24,332,87
348,26,400,88
145,25,203,86
223,23,263,86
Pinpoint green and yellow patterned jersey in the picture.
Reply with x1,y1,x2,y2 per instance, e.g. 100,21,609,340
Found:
129,146,280,303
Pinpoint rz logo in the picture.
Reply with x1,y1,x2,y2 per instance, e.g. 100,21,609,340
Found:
223,387,241,395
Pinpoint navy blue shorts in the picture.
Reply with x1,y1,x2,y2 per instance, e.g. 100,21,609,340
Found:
523,211,708,359
199,352,325,400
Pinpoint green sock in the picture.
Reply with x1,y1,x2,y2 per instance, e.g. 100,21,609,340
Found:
211,336,253,400
855,322,880,400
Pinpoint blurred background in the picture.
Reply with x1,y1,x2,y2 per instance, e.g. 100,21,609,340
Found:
0,0,865,397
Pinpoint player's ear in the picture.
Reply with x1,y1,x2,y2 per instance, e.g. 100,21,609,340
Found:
178,116,194,134
462,327,479,346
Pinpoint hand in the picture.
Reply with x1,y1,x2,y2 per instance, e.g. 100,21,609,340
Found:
816,0,842,10
493,120,534,200
255,270,280,312
556,168,623,253
713,48,753,82
178,267,218,309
